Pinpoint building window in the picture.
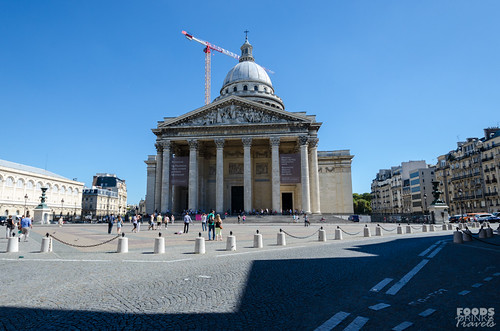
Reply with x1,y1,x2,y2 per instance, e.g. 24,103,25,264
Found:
254,86,258,91
225,89,228,94
6,177,14,187
16,179,24,188
233,86,237,92
243,85,248,91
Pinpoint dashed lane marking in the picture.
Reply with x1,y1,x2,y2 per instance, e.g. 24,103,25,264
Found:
369,303,391,311
314,311,350,331
419,308,436,317
471,283,483,288
343,316,369,331
494,272,500,276
418,241,440,257
386,259,429,295
484,277,493,282
216,246,306,257
392,321,413,331
427,243,446,258
370,278,393,292
458,290,470,295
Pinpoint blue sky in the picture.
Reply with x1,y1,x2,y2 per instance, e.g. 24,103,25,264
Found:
1,1,499,204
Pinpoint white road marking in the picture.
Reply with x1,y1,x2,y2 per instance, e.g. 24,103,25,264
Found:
216,246,306,257
314,311,350,331
386,259,429,295
419,308,436,317
458,290,470,295
198,275,211,279
369,303,391,311
370,278,393,292
343,316,369,331
484,277,493,281
0,257,193,264
427,243,446,258
472,283,483,288
418,241,440,257
392,321,413,331
494,272,500,276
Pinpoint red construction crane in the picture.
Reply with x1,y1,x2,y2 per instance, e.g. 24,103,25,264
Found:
182,30,240,105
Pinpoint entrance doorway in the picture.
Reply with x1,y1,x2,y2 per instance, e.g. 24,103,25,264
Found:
231,186,244,214
282,193,293,212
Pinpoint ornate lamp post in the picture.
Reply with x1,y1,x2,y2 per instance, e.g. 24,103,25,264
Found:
423,193,428,223
24,194,28,215
61,198,65,218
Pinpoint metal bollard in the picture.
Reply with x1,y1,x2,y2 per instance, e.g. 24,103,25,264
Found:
335,227,343,240
422,224,428,232
478,227,487,239
430,224,435,232
406,225,412,234
453,230,463,244
375,225,382,236
154,233,165,254
117,234,128,253
397,224,403,234
254,230,263,248
195,233,206,254
318,228,327,242
277,229,286,246
226,231,236,251
40,234,52,253
363,225,371,237
6,237,19,253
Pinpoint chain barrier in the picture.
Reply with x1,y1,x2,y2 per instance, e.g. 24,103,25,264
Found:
339,228,362,236
411,225,423,230
280,228,321,240
50,234,120,248
458,229,500,247
379,225,397,232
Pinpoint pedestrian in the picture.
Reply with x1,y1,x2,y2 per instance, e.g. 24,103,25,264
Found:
171,214,175,224
132,215,138,233
207,210,215,240
242,215,246,223
116,216,123,234
164,214,170,229
58,216,64,227
148,215,155,230
5,215,14,238
201,213,207,231
156,213,163,230
20,214,32,242
183,212,192,234
238,215,241,224
304,214,310,227
107,216,114,234
215,214,223,241
137,215,142,232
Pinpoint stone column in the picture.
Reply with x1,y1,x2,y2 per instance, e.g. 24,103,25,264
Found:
154,142,163,213
299,136,311,213
242,137,252,213
144,155,157,214
188,139,199,211
215,138,225,213
160,140,171,213
270,137,281,213
308,138,321,214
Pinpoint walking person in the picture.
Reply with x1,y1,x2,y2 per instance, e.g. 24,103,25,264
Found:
20,214,32,242
137,215,142,232
242,215,246,223
207,210,215,240
157,213,163,230
132,215,138,233
5,215,14,238
164,214,169,229
215,214,223,241
171,214,175,225
116,216,123,234
107,216,114,234
201,213,207,231
58,216,64,227
183,212,192,234
304,214,310,227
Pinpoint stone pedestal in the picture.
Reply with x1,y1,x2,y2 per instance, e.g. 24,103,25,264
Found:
428,204,448,224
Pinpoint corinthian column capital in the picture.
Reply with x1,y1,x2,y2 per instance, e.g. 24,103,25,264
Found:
188,139,199,150
242,137,253,148
270,137,281,147
215,138,225,149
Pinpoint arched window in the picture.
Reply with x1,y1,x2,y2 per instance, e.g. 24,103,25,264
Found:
225,89,228,94
243,85,248,91
36,182,42,190
61,186,66,195
264,87,267,93
6,177,14,187
254,86,258,91
233,86,237,92
68,187,73,195
27,181,34,189
16,179,24,188
53,185,59,193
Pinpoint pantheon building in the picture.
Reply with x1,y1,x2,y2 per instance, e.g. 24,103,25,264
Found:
145,38,353,215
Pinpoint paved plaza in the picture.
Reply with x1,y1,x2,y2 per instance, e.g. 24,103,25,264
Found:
0,220,499,330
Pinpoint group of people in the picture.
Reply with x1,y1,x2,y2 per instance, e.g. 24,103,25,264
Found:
4,214,32,242
195,210,223,240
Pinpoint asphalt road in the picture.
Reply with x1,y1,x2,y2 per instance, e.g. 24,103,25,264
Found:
0,224,498,330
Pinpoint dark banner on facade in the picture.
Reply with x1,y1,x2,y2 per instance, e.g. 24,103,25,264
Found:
280,154,301,183
170,156,189,186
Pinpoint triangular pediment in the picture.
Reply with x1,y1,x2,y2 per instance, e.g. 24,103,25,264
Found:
158,96,315,129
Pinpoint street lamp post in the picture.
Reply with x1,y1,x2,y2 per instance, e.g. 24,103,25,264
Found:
458,189,463,222
24,194,28,216
61,198,65,218
423,193,428,223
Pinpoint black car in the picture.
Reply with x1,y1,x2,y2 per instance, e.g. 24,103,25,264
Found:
0,216,6,226
448,215,462,223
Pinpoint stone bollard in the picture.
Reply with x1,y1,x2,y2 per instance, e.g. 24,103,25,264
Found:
453,230,464,244
430,224,435,232
277,229,286,246
486,227,493,238
6,236,19,253
447,223,453,230
458,223,464,230
462,229,472,242
471,222,477,229
478,227,487,239
363,225,371,237
422,224,428,232
154,233,165,254
318,228,327,242
375,225,382,236
226,231,236,251
40,234,52,253
117,234,128,253
406,225,412,234
253,230,263,248
497,224,500,233
442,224,447,231
335,227,343,240
397,224,403,234
195,233,206,254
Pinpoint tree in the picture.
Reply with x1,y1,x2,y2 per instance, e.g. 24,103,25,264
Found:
353,193,372,215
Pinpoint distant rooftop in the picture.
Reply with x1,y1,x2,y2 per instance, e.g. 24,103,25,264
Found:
0,159,70,181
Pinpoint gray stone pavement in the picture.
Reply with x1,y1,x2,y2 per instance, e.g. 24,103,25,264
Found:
0,222,497,330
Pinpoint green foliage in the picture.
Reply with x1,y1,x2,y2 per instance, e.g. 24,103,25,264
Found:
353,193,372,215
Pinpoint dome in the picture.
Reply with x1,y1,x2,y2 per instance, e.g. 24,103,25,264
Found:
223,61,272,87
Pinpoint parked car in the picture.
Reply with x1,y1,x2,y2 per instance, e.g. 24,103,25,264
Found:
474,213,494,222
0,216,6,226
448,215,463,223
484,216,500,223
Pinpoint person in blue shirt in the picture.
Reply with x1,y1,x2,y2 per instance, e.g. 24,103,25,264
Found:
20,214,32,242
